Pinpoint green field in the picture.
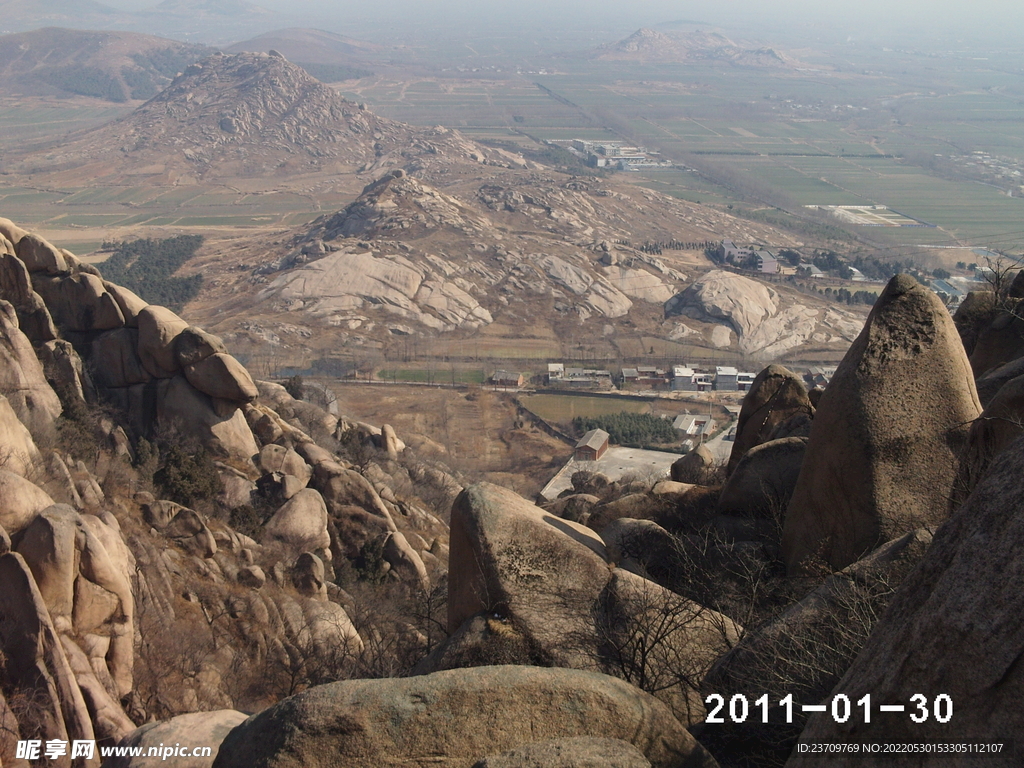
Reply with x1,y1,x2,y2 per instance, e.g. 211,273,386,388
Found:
519,393,651,423
348,62,1024,254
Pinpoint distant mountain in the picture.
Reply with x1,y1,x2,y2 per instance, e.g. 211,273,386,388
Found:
7,50,420,183
592,27,797,68
0,27,211,101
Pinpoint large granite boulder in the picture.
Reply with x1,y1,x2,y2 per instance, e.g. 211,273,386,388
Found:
727,365,812,473
263,489,331,554
0,246,57,341
0,299,62,432
472,737,654,768
211,666,712,768
782,275,981,573
0,469,56,535
670,444,716,485
311,461,395,526
447,483,610,666
184,353,259,403
717,437,807,519
15,233,67,274
107,710,248,768
31,272,124,332
156,375,259,461
791,435,1024,764
951,290,995,359
103,281,148,328
137,306,190,379
0,393,41,477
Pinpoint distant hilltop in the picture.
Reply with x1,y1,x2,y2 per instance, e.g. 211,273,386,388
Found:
591,27,798,68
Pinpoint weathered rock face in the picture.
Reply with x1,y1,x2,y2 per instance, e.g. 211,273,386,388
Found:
0,392,41,477
31,272,124,333
951,290,994,359
782,275,981,573
951,373,1024,509
263,489,331,555
792,437,1024,764
0,469,56,535
670,444,716,485
108,710,248,768
137,305,190,379
0,299,62,433
0,245,57,341
156,375,259,461
184,352,259,403
727,365,812,473
472,737,654,768
718,437,807,519
447,483,610,664
0,551,98,757
211,666,709,768
967,300,1024,378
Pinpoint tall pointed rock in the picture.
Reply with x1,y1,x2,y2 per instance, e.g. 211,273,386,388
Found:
781,274,980,573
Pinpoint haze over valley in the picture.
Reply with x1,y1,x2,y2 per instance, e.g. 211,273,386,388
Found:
0,3,1023,767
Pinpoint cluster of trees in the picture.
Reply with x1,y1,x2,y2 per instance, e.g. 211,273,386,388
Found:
573,412,676,446
40,65,129,102
621,239,717,255
824,287,879,305
100,235,204,313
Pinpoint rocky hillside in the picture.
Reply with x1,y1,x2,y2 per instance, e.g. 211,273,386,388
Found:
592,28,797,68
5,49,532,186
182,169,863,365
0,28,211,101
2,214,1023,766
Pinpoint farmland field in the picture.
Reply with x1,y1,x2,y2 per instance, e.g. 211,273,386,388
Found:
345,61,1024,255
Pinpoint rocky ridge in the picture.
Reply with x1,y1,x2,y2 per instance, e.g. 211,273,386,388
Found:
4,219,1024,767
593,28,798,68
187,171,862,361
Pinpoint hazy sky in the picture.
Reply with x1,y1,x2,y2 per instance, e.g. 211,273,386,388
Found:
94,0,1024,44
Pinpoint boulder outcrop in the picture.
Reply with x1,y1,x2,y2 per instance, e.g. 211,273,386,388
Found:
473,737,654,768
211,666,710,768
727,365,812,473
782,275,980,573
107,710,248,768
447,482,610,665
792,436,1024,763
718,437,807,519
670,444,716,485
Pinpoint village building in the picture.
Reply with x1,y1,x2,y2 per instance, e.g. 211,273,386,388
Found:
715,366,740,391
621,365,669,388
673,414,715,438
575,429,610,462
490,370,525,388
756,251,779,274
